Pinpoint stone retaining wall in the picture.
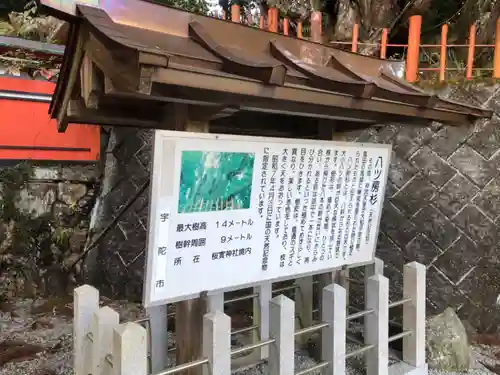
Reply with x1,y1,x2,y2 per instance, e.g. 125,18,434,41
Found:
85,84,500,332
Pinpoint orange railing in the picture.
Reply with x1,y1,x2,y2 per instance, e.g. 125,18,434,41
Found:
214,6,500,83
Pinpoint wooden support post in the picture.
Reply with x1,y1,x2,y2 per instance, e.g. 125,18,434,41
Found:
253,282,272,360
365,274,389,375
269,295,295,375
406,15,422,83
113,323,148,375
74,285,99,375
91,307,120,375
174,110,210,375
321,283,346,375
403,262,426,368
147,305,169,373
203,311,231,375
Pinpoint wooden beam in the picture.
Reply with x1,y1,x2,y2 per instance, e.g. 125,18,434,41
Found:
56,26,86,132
84,33,141,93
80,53,103,109
188,105,240,122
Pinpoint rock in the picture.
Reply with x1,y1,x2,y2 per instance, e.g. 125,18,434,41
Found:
61,165,99,182
16,183,57,217
69,230,88,252
0,340,46,366
426,307,470,371
58,183,87,205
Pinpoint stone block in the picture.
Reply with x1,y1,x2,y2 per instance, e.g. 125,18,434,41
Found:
379,203,418,249
409,146,455,187
70,230,88,252
428,125,472,159
432,174,479,218
472,177,500,220
467,118,500,159
375,232,405,269
16,182,57,217
457,259,500,308
449,145,497,187
453,205,499,247
404,234,442,265
425,266,463,312
53,201,79,227
411,205,459,249
58,183,87,206
356,125,398,144
387,152,417,188
392,126,433,158
61,165,99,182
32,166,61,180
391,175,436,216
433,236,484,284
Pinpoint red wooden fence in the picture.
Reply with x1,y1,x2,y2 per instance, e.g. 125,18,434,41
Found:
217,6,500,83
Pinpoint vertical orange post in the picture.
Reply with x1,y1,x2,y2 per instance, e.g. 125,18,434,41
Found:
283,17,289,35
351,23,359,53
221,9,226,20
268,8,278,33
297,21,303,38
406,15,422,83
466,24,476,80
311,11,322,42
259,15,264,29
439,24,448,82
380,28,388,59
493,19,500,78
231,5,240,22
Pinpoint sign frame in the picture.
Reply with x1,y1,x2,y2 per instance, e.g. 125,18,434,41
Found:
143,130,391,307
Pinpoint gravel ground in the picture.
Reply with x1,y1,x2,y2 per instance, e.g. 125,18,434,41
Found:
0,297,498,375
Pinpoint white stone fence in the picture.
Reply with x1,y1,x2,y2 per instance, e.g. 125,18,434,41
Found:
74,261,427,375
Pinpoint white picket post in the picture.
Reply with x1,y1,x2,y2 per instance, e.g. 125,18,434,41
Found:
365,274,389,375
403,262,426,368
203,311,231,375
91,306,120,375
321,284,346,375
337,269,350,305
113,323,148,375
268,295,295,375
295,276,313,344
207,292,224,312
365,258,384,329
74,285,100,375
253,282,272,360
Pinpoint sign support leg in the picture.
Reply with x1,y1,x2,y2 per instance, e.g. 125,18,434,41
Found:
173,111,210,375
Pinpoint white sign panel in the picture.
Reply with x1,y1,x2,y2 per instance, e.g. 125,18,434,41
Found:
143,131,391,306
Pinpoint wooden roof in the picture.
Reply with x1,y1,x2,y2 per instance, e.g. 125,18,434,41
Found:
44,0,492,132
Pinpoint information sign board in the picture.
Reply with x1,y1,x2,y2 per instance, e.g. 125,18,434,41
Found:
143,131,391,306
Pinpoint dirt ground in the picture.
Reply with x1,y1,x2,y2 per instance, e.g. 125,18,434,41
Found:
1,297,499,375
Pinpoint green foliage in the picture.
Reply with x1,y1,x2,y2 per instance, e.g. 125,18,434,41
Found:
150,0,209,14
0,0,61,42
